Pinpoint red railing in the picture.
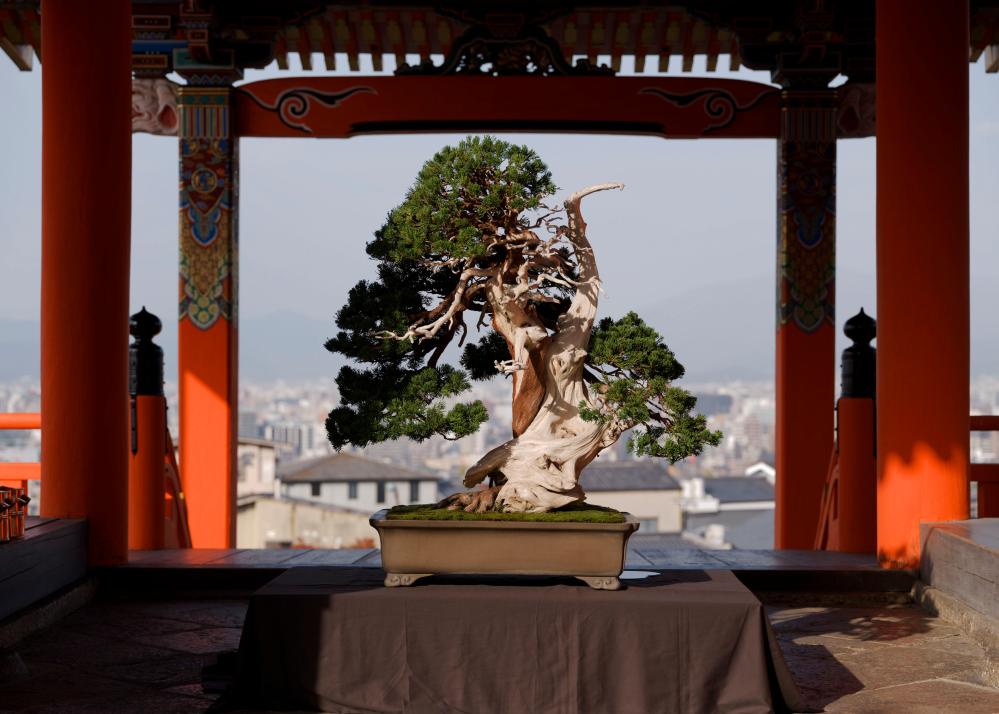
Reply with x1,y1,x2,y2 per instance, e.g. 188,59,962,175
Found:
970,415,999,518
0,413,41,490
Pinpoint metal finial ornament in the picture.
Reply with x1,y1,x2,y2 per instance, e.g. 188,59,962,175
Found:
841,308,876,398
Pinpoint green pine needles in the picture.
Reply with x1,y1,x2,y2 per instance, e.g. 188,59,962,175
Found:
325,135,720,470
580,313,722,460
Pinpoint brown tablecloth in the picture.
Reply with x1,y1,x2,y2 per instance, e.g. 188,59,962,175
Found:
226,567,809,714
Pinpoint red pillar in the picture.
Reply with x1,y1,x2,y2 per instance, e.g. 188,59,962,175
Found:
40,0,132,565
876,0,970,568
177,86,238,547
127,308,167,550
774,90,837,548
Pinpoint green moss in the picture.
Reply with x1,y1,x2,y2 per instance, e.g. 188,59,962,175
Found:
385,502,626,523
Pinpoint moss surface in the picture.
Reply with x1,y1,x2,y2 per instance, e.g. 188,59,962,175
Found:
385,502,626,523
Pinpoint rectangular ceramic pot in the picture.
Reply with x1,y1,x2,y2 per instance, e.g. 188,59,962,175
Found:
370,509,639,590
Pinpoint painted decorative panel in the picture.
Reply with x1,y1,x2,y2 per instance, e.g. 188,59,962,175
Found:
778,91,837,333
178,87,237,329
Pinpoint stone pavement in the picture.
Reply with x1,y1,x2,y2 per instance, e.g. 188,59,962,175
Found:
770,603,999,713
2,595,998,712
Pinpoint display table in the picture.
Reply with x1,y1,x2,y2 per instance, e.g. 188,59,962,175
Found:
225,567,808,714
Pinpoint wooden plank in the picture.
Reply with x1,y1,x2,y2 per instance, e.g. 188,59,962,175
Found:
0,463,39,481
24,516,56,531
706,27,720,71
289,25,311,71
970,415,999,430
273,33,288,70
0,518,86,621
986,44,999,73
0,413,40,429
971,463,999,483
208,549,305,566
282,548,373,566
318,17,335,70
126,547,236,566
0,36,31,69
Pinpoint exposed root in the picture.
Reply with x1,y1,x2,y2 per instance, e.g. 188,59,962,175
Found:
436,485,503,513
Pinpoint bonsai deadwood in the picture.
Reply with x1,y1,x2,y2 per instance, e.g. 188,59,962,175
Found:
326,136,721,513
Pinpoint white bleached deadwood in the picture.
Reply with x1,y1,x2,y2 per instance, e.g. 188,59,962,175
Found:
459,183,627,512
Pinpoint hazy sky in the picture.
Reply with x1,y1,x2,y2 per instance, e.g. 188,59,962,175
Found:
1,56,997,382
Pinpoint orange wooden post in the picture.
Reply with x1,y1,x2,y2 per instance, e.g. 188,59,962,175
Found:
177,85,239,547
980,478,999,518
973,417,999,517
40,0,132,565
876,0,970,568
837,399,876,552
836,310,877,554
128,309,166,550
774,89,837,548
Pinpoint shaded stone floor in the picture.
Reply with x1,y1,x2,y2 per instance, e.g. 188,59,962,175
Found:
3,595,998,712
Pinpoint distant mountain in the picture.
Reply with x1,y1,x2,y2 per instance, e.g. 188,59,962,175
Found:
2,272,997,382
0,320,39,380
239,311,343,382
637,268,999,383
0,312,344,383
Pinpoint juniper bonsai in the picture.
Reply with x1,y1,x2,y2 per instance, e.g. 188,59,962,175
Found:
326,136,721,513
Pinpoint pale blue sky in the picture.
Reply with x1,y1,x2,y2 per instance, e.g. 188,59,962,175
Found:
1,57,997,381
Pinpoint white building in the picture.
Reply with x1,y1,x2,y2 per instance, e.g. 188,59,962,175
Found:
237,437,281,498
681,476,776,549
581,461,683,534
236,495,373,549
279,452,439,512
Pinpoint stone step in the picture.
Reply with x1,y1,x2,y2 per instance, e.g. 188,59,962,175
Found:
0,517,87,621
921,518,999,621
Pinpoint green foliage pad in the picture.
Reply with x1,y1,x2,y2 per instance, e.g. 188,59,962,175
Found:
386,502,626,524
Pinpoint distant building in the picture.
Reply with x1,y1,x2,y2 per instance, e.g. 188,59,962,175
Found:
237,437,281,498
581,461,683,534
279,453,439,512
678,477,721,514
263,421,325,461
744,461,776,484
682,476,776,549
692,392,734,416
236,495,373,549
703,476,775,511
237,410,260,439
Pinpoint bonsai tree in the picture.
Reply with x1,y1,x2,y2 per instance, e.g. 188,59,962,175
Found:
326,136,721,513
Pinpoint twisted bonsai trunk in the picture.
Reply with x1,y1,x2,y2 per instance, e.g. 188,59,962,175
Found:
453,183,625,513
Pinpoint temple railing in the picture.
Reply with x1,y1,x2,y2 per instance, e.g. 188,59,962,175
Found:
0,412,41,490
970,415,999,518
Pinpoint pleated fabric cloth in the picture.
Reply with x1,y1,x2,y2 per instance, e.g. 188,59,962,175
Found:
225,567,810,714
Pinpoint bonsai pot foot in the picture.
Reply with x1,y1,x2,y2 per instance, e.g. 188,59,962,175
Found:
384,573,432,587
575,575,621,590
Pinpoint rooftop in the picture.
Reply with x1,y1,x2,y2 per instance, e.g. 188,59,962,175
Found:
703,475,775,503
583,460,681,492
277,452,437,483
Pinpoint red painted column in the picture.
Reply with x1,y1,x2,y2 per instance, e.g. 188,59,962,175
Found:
177,86,238,547
40,0,132,565
876,0,970,568
128,309,167,550
775,90,837,549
